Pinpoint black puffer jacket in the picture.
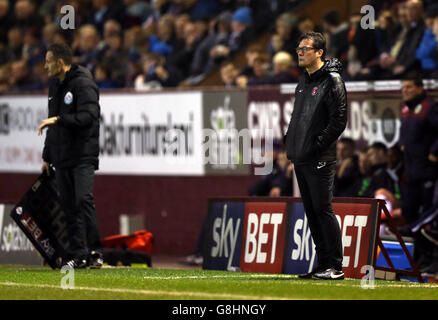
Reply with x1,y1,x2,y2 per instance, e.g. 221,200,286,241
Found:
43,64,100,169
284,58,347,164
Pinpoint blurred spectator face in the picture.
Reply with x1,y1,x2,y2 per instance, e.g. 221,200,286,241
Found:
378,10,393,30
253,57,267,77
273,52,293,73
95,65,109,81
183,22,197,43
108,33,122,51
336,141,354,160
15,0,33,20
175,14,190,40
104,20,122,41
79,26,99,51
158,16,175,41
33,61,49,83
271,34,284,52
397,4,409,26
11,60,28,82
231,21,246,33
194,20,207,39
434,17,438,37
276,20,292,39
245,48,260,67
401,80,423,102
388,148,402,169
220,63,237,85
8,28,23,50
359,151,371,175
298,17,315,34
277,151,290,170
367,147,387,167
406,0,423,24
53,32,68,45
0,0,9,18
93,0,108,9
43,24,58,45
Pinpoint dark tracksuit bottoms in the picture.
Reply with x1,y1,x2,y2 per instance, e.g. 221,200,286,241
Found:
55,163,102,260
294,161,343,271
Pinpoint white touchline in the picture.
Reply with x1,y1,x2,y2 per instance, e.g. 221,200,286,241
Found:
0,282,291,300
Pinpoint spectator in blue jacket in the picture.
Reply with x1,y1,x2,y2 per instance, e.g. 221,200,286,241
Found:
415,5,438,78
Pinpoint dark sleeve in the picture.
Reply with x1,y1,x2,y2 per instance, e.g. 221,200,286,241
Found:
426,102,438,155
42,129,51,163
317,73,348,150
58,85,100,128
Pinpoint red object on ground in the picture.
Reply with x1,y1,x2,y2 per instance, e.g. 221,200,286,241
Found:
102,230,154,255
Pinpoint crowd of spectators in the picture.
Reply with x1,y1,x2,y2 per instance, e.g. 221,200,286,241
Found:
0,0,300,93
4,0,438,93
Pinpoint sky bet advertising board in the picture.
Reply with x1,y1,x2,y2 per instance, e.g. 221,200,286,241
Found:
203,198,380,279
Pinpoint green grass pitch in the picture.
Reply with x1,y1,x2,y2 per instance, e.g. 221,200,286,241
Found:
0,265,437,300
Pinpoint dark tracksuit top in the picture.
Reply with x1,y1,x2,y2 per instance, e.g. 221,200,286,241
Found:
43,64,100,170
284,58,348,164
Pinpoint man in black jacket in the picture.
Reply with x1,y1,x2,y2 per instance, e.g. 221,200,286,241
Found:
284,32,347,280
38,43,103,269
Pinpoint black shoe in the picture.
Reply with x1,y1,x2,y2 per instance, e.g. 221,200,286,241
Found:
88,251,103,269
298,267,325,279
63,258,87,269
312,268,344,280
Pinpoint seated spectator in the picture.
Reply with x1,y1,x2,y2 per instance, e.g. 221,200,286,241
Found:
334,137,360,197
415,4,438,78
7,59,38,92
379,0,426,79
191,11,232,75
248,143,293,197
354,147,373,197
236,53,269,88
167,19,207,78
219,60,238,88
238,44,263,78
148,14,181,57
73,24,100,72
268,12,300,57
123,0,153,28
87,0,125,35
5,27,24,63
22,28,45,66
345,13,379,80
322,9,350,63
365,142,398,198
134,52,183,90
237,51,299,87
297,16,317,35
98,31,128,87
14,0,44,30
94,63,117,89
0,0,14,48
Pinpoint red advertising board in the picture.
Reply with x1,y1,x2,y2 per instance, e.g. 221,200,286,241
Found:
332,201,379,279
239,202,288,273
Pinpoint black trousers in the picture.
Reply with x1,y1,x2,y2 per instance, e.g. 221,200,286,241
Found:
55,163,102,260
295,161,343,271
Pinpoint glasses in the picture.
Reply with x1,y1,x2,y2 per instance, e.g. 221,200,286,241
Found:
296,46,316,54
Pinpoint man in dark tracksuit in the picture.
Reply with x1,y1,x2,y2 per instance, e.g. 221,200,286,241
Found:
38,43,103,269
284,32,347,280
399,75,438,271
